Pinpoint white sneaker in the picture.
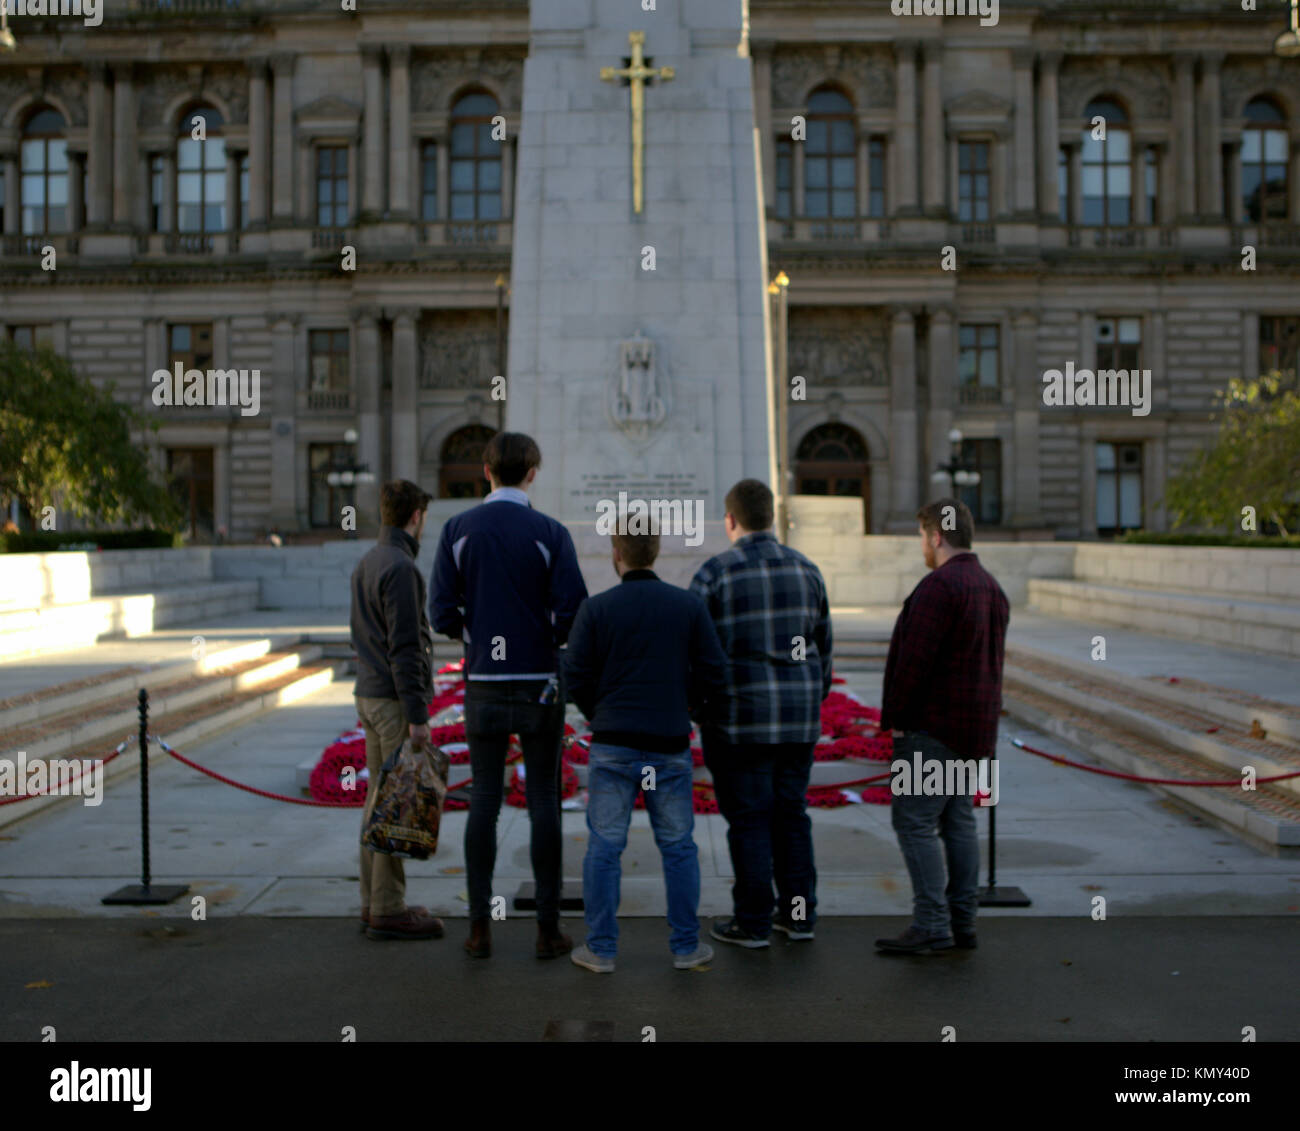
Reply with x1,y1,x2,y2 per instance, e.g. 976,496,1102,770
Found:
570,944,615,973
673,943,714,970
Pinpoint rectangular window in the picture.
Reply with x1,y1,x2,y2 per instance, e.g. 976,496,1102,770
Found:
775,137,792,219
309,329,350,392
958,438,1002,525
1096,316,1142,372
168,323,214,373
309,443,352,529
421,142,438,221
868,138,885,218
316,146,348,227
1096,441,1143,534
1259,315,1300,386
1057,147,1069,221
8,324,54,351
958,324,1000,402
957,140,990,223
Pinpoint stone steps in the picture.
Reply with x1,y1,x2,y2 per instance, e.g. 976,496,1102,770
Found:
0,581,261,661
1027,578,1300,660
1002,654,1300,855
0,644,344,831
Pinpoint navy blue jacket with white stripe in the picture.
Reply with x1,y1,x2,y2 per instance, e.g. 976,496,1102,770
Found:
429,487,589,679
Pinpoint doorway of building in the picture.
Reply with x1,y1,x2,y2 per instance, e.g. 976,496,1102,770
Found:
794,422,871,532
166,447,215,542
438,424,498,498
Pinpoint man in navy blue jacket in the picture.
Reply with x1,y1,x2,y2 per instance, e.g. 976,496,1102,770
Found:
430,432,588,960
563,527,728,973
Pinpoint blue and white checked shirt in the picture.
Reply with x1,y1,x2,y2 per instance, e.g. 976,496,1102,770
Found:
689,531,833,745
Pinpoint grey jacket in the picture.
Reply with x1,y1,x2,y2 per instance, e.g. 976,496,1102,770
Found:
350,526,434,725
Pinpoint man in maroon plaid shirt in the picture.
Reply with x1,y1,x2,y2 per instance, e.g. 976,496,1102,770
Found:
877,497,1009,955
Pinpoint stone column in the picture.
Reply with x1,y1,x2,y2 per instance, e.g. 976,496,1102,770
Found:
1149,311,1168,412
436,135,450,222
269,314,299,529
1174,54,1197,219
1036,52,1061,219
1241,311,1259,382
387,44,411,218
1198,53,1223,219
1226,140,1243,224
1290,139,1300,223
921,43,944,215
2,152,18,234
1012,49,1036,216
926,307,955,490
1158,142,1176,225
887,306,919,527
161,152,177,232
248,59,270,228
111,64,136,228
502,136,515,221
857,132,871,216
389,309,419,478
87,63,112,228
792,133,805,217
1067,140,1082,226
362,45,386,219
753,47,776,212
354,308,383,522
893,41,919,215
1009,310,1043,528
271,54,296,223
1131,144,1145,224
226,150,241,232
136,152,152,230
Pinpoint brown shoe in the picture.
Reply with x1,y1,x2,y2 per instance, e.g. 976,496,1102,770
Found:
366,906,445,940
536,923,574,959
464,918,492,958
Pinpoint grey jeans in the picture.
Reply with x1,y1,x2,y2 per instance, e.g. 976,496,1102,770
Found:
889,731,981,937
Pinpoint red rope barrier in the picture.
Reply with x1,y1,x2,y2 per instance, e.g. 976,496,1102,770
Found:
1009,737,1300,787
0,739,130,806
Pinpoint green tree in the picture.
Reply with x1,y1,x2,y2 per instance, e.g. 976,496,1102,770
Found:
1164,372,1300,537
0,339,181,530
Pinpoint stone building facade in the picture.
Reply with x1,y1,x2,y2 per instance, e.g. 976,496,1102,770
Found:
1,0,1297,541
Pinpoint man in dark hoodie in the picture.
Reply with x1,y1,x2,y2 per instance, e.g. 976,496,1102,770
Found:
349,479,442,941
563,525,728,973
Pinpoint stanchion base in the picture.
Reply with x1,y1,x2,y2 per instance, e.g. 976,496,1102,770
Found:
977,884,1031,907
102,883,191,906
513,882,584,912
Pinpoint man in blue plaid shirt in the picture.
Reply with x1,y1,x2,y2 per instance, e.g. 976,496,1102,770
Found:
690,479,833,947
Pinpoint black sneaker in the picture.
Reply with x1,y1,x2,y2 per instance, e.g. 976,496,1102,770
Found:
710,918,770,949
953,929,977,950
874,925,954,955
772,916,815,941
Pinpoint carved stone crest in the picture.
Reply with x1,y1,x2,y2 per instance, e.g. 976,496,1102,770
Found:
608,332,669,446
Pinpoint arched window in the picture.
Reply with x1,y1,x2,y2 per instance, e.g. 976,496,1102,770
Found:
1242,97,1289,222
177,105,226,233
20,107,68,235
439,424,498,498
1081,97,1130,226
450,92,502,221
805,88,856,219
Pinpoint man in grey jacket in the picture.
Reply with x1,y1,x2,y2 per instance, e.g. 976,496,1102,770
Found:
349,479,443,941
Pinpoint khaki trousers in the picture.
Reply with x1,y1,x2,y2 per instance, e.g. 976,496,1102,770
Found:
355,695,408,918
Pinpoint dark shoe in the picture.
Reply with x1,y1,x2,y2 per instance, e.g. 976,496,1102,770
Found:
709,918,770,949
536,923,574,959
772,916,815,941
464,918,492,958
360,908,369,934
875,925,954,954
953,929,978,950
366,906,445,941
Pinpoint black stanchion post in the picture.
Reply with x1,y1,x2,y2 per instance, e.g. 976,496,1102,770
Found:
102,689,190,906
977,754,1031,907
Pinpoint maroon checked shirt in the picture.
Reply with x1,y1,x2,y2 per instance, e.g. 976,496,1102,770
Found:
880,551,1010,762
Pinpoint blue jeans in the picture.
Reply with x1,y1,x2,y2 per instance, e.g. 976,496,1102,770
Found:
890,731,981,937
582,743,700,958
702,731,818,938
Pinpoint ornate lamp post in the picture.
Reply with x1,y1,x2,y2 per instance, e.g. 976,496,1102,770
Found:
1276,0,1300,57
326,428,376,539
0,4,16,53
768,270,791,542
930,427,981,498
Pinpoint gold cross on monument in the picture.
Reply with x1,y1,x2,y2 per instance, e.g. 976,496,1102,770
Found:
600,30,675,214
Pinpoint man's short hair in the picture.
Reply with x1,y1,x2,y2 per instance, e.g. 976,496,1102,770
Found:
484,431,542,487
380,479,433,529
725,479,774,532
917,497,974,550
611,529,660,570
